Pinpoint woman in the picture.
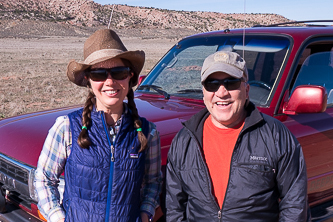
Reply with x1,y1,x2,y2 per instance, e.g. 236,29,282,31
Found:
34,29,162,222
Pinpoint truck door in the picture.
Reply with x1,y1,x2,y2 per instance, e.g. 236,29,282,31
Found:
287,38,333,207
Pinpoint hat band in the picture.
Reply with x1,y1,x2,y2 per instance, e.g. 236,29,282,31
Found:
84,49,126,65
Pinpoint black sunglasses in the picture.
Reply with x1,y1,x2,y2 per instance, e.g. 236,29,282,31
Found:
86,66,131,81
202,78,243,92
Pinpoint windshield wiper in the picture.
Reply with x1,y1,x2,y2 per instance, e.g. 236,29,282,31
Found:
137,84,170,99
177,89,202,93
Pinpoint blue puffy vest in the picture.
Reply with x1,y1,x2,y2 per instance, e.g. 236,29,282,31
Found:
63,107,149,222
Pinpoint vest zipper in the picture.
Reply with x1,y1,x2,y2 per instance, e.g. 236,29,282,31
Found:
101,112,115,222
111,144,115,162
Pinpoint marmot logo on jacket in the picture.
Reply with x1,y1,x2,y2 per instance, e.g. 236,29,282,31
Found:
250,155,268,161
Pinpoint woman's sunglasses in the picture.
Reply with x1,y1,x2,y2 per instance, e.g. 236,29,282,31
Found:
202,78,243,92
86,66,131,81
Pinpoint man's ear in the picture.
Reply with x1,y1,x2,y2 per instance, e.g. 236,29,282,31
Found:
245,82,250,99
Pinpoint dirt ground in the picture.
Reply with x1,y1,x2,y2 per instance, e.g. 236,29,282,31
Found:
0,36,176,119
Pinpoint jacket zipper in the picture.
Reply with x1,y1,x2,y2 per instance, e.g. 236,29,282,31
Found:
218,210,222,221
220,127,248,216
182,106,264,221
101,112,115,222
187,123,250,221
220,139,238,217
186,129,222,220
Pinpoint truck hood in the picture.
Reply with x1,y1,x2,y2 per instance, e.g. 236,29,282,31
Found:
0,95,204,167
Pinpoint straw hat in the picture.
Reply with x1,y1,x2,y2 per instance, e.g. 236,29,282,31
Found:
66,29,145,87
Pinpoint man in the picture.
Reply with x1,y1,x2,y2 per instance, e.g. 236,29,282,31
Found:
165,51,310,221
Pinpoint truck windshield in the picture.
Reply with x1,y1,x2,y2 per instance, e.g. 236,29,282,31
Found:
137,34,290,107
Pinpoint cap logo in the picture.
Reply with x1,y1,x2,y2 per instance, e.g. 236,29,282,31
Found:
214,52,229,62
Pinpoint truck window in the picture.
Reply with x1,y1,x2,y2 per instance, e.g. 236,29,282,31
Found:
292,42,333,106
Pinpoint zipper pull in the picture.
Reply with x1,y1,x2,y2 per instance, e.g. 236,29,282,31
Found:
111,145,115,162
218,210,222,220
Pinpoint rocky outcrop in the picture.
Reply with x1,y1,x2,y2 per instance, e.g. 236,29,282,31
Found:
0,0,292,32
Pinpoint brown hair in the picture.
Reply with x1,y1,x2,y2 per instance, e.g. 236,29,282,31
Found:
77,59,148,152
123,58,148,152
77,90,95,148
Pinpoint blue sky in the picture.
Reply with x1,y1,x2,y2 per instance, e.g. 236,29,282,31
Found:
94,0,333,23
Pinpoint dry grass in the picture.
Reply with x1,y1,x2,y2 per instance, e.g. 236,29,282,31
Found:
0,36,176,119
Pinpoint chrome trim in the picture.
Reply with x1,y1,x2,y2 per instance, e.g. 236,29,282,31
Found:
0,153,65,203
0,153,32,172
0,153,31,198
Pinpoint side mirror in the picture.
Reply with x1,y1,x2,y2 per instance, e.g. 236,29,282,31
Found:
138,75,146,86
283,85,327,115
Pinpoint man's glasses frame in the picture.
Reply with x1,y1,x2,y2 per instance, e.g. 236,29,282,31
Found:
202,78,244,92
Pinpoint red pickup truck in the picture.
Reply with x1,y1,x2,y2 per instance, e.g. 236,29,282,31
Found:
1,21,333,221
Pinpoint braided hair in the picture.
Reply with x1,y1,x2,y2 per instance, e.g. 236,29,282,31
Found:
77,59,148,152
124,58,148,152
126,87,148,152
77,90,95,148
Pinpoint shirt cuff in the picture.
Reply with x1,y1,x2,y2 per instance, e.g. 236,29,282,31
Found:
48,207,66,222
140,202,156,218
141,210,153,220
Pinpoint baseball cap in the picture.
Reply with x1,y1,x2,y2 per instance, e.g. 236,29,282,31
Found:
201,51,248,82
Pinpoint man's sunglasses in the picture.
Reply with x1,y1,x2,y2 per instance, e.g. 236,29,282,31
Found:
86,66,131,81
202,78,244,92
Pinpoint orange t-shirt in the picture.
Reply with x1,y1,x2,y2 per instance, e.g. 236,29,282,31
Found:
203,115,244,208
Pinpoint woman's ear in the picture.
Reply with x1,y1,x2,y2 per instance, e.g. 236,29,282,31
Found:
86,80,91,88
129,71,136,87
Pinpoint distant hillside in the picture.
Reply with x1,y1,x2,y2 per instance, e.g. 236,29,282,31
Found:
0,0,292,38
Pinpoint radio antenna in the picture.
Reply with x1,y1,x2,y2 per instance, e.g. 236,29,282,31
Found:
108,4,115,29
242,0,246,58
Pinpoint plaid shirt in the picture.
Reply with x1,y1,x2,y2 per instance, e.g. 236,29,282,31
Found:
34,107,162,222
